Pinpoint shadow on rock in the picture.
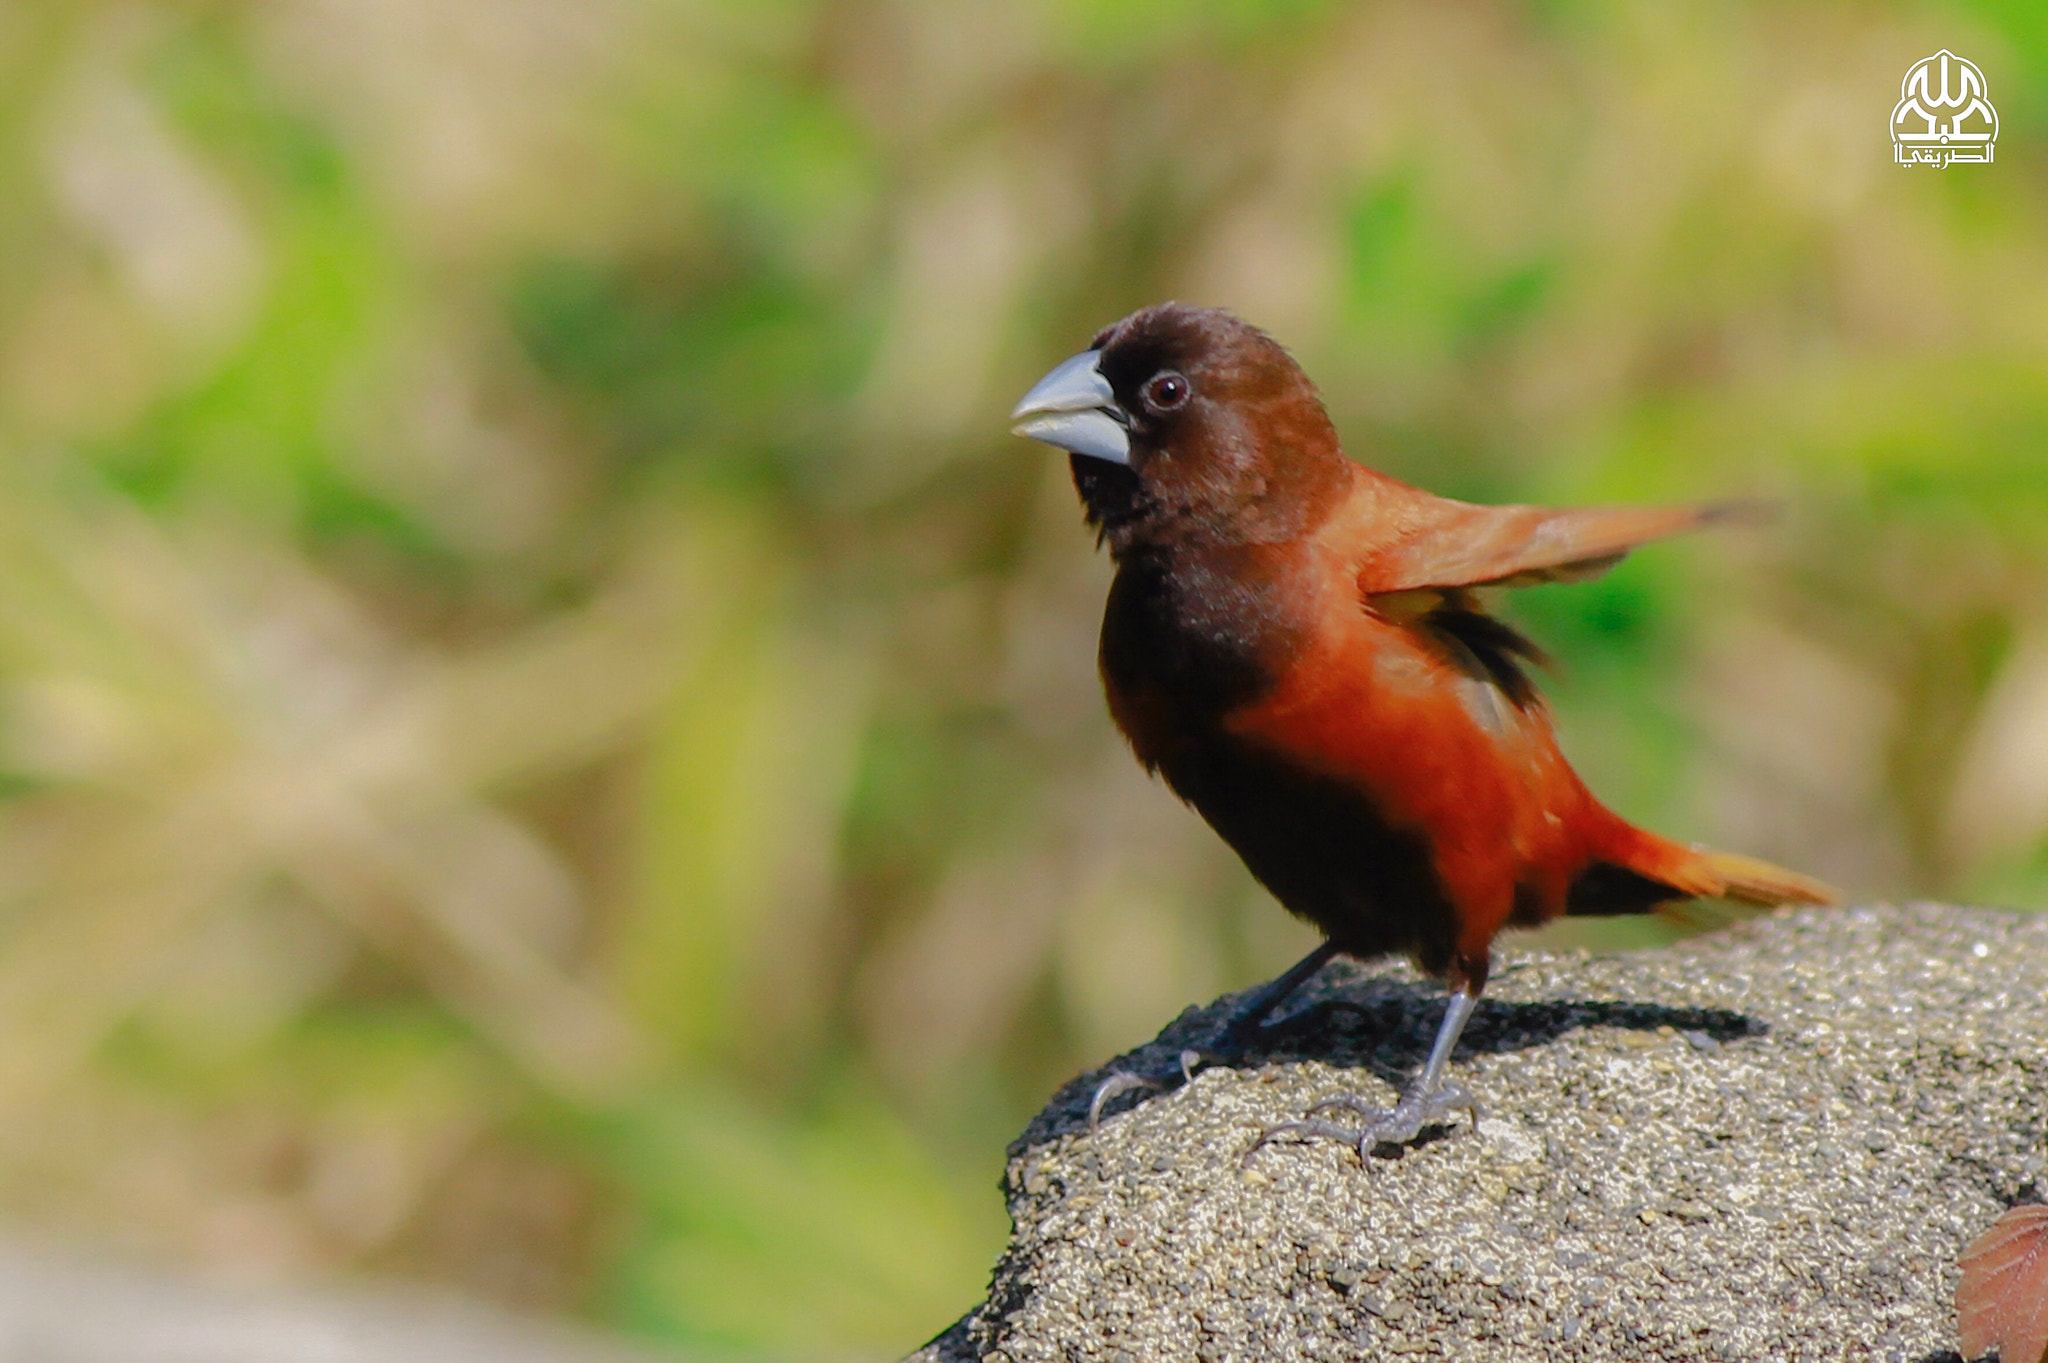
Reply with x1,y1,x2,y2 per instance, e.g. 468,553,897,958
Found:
1013,967,1763,1152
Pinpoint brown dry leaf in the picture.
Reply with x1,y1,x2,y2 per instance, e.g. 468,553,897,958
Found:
1958,1203,2048,1363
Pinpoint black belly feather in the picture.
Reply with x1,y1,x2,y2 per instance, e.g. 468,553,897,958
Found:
1155,733,1462,977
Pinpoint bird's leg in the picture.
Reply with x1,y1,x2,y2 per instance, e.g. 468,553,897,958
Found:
1214,939,1343,1048
1087,941,1340,1131
1244,983,1483,1164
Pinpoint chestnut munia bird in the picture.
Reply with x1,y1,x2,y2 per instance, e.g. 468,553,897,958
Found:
1010,303,1836,1156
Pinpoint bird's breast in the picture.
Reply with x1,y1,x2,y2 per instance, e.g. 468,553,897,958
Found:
1097,543,1321,762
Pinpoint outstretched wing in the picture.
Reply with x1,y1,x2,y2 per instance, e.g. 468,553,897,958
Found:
1339,477,1752,595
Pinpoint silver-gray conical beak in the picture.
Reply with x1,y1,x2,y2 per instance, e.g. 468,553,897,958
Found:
1009,350,1130,465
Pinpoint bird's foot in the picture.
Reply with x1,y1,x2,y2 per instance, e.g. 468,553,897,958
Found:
1242,1078,1481,1166
1083,943,1342,1133
1085,1003,1344,1131
1087,1048,1207,1132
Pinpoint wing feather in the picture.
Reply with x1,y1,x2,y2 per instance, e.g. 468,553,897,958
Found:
1336,477,1754,594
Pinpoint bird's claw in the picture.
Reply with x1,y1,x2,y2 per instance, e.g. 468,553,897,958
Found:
1243,1081,1481,1167
1087,1070,1161,1132
1085,1048,1213,1133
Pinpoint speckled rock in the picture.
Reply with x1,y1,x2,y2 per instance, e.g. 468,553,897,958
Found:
907,903,2046,1363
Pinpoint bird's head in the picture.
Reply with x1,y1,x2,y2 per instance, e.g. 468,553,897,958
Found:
1010,303,1347,552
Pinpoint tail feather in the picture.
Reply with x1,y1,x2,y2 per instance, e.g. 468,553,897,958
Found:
1568,823,1839,917
1687,846,1839,907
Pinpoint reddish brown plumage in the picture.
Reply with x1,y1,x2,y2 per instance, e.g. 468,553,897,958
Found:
1029,302,1834,997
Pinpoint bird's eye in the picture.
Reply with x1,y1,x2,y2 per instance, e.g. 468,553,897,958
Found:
1143,371,1190,412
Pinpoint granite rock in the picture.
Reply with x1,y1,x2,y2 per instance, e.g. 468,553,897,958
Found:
908,903,2045,1362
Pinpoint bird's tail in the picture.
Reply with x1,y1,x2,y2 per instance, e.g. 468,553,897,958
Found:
1677,846,1839,907
1566,819,1839,918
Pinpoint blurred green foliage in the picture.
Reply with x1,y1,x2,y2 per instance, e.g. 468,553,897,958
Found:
0,0,2044,1357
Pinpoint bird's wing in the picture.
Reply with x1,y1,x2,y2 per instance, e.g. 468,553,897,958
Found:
1337,476,1749,594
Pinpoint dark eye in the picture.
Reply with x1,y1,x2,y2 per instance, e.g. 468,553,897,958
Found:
1142,371,1190,411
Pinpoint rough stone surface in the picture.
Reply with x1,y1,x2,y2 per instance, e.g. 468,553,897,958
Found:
907,903,2046,1363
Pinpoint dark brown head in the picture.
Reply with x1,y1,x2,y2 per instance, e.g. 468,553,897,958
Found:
1010,303,1350,556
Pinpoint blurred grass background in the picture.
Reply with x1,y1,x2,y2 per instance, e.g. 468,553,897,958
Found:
0,0,2044,1356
